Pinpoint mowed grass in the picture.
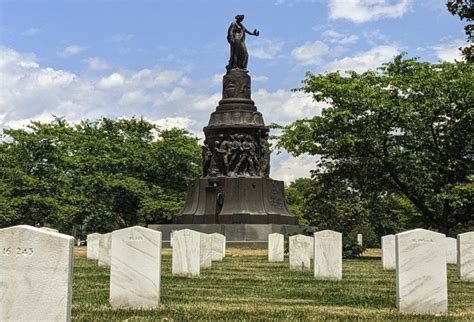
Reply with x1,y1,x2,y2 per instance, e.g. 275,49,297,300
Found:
72,247,474,321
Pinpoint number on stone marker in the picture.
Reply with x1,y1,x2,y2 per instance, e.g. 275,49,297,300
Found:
15,247,34,256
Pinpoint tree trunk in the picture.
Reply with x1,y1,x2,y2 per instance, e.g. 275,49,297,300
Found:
440,200,451,235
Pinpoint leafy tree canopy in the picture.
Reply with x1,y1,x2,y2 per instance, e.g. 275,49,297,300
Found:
0,117,201,236
447,0,474,62
278,56,473,235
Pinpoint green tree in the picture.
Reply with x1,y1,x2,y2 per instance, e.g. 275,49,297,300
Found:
447,0,474,62
285,178,313,226
278,56,473,235
0,117,201,235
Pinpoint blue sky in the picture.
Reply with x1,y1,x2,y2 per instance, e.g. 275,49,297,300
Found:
0,0,467,181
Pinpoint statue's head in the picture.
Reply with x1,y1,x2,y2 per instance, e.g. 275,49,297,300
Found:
235,14,244,22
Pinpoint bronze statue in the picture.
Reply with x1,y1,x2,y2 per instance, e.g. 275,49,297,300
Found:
227,14,259,71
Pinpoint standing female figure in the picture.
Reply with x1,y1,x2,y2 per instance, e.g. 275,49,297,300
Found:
227,15,259,71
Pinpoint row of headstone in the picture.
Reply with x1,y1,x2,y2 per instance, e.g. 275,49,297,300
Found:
86,232,113,266
4,224,470,319
171,229,226,277
381,229,474,314
87,228,226,306
382,231,474,280
269,231,342,280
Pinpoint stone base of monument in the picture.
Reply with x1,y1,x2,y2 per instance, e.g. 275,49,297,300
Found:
174,177,296,225
147,223,302,248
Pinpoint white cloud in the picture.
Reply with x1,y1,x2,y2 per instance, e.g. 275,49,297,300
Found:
152,116,196,130
322,29,359,44
432,40,465,62
190,93,220,110
248,39,284,59
253,89,328,125
83,57,109,70
328,0,412,23
211,73,224,85
129,69,183,88
57,45,87,57
119,90,150,107
271,153,318,182
98,73,125,88
0,47,196,132
291,41,330,65
324,45,399,73
363,29,391,45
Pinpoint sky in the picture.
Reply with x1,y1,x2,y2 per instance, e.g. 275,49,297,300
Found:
0,0,467,182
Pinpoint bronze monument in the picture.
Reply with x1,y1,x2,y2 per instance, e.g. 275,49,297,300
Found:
174,15,296,225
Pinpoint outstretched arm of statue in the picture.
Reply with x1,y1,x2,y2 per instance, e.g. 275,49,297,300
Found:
245,28,259,36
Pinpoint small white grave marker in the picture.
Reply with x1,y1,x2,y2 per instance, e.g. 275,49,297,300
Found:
200,233,212,268
314,230,342,280
446,237,457,264
87,232,101,260
172,229,201,276
396,229,447,314
268,233,284,262
289,234,312,270
98,233,112,266
458,232,474,281
210,233,226,261
110,226,162,308
357,233,363,246
381,234,396,270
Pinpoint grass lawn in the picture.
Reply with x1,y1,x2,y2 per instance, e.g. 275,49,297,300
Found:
72,247,474,321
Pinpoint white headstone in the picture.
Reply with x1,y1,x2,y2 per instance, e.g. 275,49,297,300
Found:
446,237,457,264
87,233,101,260
98,233,112,267
110,226,161,308
172,229,200,276
458,232,474,281
0,225,74,322
289,234,312,270
170,230,175,247
314,230,342,280
357,233,363,246
268,233,284,262
41,227,59,233
309,237,314,260
200,233,212,269
396,229,447,314
210,233,226,261
381,234,396,270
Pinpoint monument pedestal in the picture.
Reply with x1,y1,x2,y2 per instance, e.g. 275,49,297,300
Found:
174,177,296,225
